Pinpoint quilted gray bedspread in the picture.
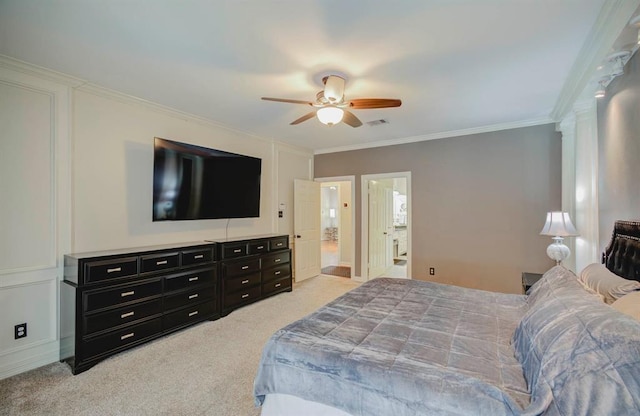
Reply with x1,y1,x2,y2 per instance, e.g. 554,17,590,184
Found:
254,277,530,415
254,268,640,415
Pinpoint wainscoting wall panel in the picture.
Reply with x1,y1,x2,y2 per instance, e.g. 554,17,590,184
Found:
0,58,73,379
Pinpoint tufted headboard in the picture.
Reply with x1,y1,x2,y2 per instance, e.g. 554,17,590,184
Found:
602,220,640,282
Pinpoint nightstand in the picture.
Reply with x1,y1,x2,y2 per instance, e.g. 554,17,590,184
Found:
522,272,543,294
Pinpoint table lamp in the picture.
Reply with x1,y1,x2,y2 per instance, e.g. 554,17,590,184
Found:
540,211,579,265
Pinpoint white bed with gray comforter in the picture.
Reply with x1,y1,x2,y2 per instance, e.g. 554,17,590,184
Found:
254,221,640,415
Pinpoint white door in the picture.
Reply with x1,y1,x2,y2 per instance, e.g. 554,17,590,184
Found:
368,180,393,278
294,179,321,281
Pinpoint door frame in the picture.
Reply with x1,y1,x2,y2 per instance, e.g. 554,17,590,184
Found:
361,172,412,281
315,176,356,279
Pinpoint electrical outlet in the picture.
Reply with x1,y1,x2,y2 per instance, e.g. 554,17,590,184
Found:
429,267,435,276
15,323,27,339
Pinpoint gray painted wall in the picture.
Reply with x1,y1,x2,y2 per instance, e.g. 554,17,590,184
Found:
597,51,640,252
315,124,561,294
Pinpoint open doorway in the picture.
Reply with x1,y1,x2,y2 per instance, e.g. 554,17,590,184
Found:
316,177,355,278
362,172,411,280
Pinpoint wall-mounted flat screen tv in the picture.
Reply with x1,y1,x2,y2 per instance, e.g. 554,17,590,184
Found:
153,137,261,221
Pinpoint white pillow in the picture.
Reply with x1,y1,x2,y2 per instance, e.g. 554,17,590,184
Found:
577,263,640,304
611,292,640,321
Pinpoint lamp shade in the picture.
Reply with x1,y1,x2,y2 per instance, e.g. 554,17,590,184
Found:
540,211,579,237
317,106,344,126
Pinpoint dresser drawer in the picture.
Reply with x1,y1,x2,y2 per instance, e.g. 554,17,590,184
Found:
222,242,247,259
224,272,260,293
262,276,292,296
83,318,162,359
140,252,179,273
262,251,290,269
269,236,288,251
84,279,162,313
223,285,261,309
248,240,269,255
164,268,216,293
181,247,214,266
84,257,138,285
164,285,216,311
223,258,260,277
261,263,290,283
84,298,162,336
163,301,215,331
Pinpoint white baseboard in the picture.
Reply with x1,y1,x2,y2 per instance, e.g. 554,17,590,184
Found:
0,340,59,380
352,275,365,283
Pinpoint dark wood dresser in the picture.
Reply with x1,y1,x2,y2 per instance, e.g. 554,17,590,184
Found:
61,242,218,375
216,234,292,316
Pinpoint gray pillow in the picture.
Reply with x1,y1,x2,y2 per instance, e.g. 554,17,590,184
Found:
577,263,640,304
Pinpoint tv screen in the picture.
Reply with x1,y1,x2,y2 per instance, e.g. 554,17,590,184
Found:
153,138,261,221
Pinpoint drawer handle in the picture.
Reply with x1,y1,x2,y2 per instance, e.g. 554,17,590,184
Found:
276,243,283,247
188,276,199,282
107,267,122,273
121,333,134,340
241,279,249,284
274,258,281,263
233,249,242,253
121,311,135,318
156,260,168,265
241,265,249,270
241,294,249,299
257,245,264,249
275,283,282,288
189,294,199,299
194,254,204,259
121,291,135,297
275,271,281,275
188,311,198,317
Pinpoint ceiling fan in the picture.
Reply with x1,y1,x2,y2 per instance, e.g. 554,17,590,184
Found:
261,75,401,127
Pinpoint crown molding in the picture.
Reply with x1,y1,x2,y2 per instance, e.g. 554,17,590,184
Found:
551,0,640,121
314,116,554,155
0,54,297,150
0,55,85,87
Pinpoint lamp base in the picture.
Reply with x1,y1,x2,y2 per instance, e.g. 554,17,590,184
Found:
546,236,570,265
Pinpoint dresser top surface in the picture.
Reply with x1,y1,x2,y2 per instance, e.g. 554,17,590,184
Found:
65,241,215,260
206,233,288,244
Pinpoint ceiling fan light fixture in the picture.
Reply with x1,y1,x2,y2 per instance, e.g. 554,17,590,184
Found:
317,106,344,126
323,75,345,103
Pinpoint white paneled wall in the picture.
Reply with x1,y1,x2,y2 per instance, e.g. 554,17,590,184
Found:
0,61,73,379
0,57,313,379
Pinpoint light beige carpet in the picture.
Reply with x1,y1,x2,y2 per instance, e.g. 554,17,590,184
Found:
0,274,360,416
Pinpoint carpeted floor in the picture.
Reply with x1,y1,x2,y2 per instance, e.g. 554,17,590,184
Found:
0,274,360,416
320,265,351,278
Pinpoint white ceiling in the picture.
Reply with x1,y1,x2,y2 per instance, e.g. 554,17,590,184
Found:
0,0,627,152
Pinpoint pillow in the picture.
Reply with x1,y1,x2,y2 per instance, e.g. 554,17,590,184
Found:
577,263,640,304
612,291,640,320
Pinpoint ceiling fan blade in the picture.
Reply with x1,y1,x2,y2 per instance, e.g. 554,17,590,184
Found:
290,111,317,125
342,110,363,128
262,97,313,106
347,98,402,109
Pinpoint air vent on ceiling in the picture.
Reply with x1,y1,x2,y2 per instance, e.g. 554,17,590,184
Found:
366,119,389,127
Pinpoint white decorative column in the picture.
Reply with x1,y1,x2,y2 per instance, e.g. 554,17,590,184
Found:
559,114,577,272
573,100,599,273
559,99,600,275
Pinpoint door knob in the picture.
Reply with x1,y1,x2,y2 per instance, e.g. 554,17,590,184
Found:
295,235,302,238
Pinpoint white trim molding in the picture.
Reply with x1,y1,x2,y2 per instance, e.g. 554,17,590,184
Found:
552,0,640,121
315,117,553,155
